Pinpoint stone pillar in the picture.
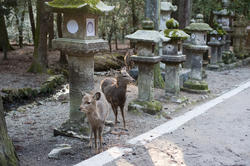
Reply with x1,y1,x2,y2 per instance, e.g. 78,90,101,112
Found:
208,30,221,70
217,35,224,63
138,63,154,101
145,0,160,30
233,16,247,59
68,55,94,121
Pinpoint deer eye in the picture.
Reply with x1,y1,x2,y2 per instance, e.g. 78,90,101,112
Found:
85,101,91,104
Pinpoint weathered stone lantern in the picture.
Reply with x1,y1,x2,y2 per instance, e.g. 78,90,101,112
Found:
233,15,248,59
45,0,114,136
208,30,222,70
126,20,170,115
182,14,212,93
213,0,233,51
159,0,177,31
162,18,189,103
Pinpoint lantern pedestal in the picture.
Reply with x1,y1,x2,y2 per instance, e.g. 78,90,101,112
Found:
162,55,187,103
208,31,223,70
182,44,210,94
53,38,109,137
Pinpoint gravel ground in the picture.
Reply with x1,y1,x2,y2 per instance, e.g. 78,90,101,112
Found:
4,65,250,166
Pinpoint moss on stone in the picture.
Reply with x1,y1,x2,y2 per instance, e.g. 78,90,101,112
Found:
183,80,208,91
48,0,100,9
166,18,179,29
185,23,212,32
164,29,190,41
128,100,162,115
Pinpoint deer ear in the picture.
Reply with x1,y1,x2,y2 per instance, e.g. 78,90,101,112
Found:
93,92,101,101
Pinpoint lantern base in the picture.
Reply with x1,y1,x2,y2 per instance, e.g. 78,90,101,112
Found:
182,79,210,94
166,95,188,104
128,100,163,115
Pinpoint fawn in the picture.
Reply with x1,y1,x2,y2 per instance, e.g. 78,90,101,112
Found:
79,92,109,153
101,69,134,129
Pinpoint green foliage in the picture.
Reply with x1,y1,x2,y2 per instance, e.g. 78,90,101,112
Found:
229,0,250,19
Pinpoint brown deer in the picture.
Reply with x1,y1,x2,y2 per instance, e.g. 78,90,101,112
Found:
79,92,109,153
101,69,134,129
124,49,135,71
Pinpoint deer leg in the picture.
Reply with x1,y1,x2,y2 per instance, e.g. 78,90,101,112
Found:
93,129,98,153
98,127,103,152
111,104,119,124
120,105,126,129
88,128,93,148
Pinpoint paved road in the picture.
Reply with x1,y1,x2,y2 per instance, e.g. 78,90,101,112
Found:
106,87,250,166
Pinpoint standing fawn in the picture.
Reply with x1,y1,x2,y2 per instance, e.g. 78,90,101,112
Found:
79,92,109,153
101,69,134,129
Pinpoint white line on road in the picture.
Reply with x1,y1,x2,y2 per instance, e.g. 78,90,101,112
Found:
74,79,250,166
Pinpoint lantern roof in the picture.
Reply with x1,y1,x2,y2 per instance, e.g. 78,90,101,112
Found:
45,0,114,13
161,2,177,12
185,14,212,32
126,30,170,43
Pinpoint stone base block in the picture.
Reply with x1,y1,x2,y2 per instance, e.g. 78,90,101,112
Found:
207,64,220,70
182,79,210,94
166,95,188,104
54,120,111,140
128,100,162,115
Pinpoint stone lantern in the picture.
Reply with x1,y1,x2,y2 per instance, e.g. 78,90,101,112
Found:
208,30,223,70
162,18,189,103
182,14,212,93
233,15,248,59
213,0,233,51
159,0,177,31
45,0,114,136
126,20,170,114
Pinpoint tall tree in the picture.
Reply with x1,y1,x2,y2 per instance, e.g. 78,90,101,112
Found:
57,13,68,64
0,96,19,166
27,0,36,43
177,0,192,29
28,0,50,73
0,0,17,60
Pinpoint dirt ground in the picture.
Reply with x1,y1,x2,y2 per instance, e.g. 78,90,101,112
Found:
1,47,250,166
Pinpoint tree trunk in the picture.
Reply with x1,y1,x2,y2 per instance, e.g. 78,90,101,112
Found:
0,13,10,60
48,13,54,50
131,0,137,32
57,13,68,64
0,96,19,166
28,0,36,44
15,1,27,48
178,0,192,29
28,0,50,73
